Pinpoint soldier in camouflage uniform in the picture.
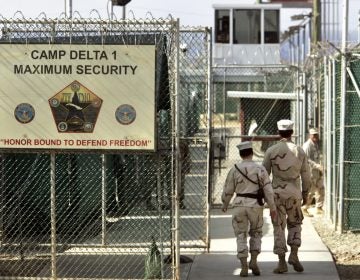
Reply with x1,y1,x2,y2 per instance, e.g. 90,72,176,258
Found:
262,120,311,274
222,141,277,277
302,128,324,216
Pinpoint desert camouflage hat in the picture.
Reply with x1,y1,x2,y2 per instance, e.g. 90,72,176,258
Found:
236,141,252,151
309,128,319,134
277,119,294,131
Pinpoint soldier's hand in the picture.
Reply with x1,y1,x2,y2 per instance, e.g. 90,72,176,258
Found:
302,191,308,206
270,209,277,221
222,207,227,213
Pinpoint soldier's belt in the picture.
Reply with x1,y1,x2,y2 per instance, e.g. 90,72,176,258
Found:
236,193,258,199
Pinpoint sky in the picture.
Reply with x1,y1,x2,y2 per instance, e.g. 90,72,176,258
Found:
1,0,360,40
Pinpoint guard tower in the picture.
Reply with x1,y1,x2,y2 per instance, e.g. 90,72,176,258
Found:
213,3,282,65
211,1,313,148
212,0,313,65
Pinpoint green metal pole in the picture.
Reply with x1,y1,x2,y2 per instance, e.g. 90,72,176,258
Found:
312,0,321,49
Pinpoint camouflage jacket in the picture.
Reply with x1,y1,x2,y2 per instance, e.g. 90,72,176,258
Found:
262,139,311,199
302,138,322,180
222,159,276,211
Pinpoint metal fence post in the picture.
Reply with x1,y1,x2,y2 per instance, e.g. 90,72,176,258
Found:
50,152,57,280
101,154,107,246
206,27,212,252
174,18,181,280
339,0,349,232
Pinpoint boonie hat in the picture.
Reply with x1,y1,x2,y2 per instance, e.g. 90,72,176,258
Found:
277,119,294,131
236,141,252,151
309,128,319,134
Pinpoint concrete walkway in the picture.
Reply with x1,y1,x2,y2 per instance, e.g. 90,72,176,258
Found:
185,208,340,280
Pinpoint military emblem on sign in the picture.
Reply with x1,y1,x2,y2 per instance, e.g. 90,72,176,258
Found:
49,80,102,133
115,104,136,125
14,103,35,124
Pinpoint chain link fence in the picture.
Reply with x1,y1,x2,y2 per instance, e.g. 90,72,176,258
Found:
178,28,211,251
320,53,360,232
0,15,211,279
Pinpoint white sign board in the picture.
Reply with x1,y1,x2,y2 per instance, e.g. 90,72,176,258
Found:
0,44,156,151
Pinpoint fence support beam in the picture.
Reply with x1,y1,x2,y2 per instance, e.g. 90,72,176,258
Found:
50,152,57,279
346,67,360,97
339,0,349,233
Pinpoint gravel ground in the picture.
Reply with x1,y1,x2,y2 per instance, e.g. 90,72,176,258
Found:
311,215,360,280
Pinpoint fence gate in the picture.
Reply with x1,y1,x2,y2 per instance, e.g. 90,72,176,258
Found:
0,15,211,280
209,65,303,206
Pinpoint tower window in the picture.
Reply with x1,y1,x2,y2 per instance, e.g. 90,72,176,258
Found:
215,10,230,43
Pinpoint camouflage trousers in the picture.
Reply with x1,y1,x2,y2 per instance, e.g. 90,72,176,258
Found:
272,196,304,255
231,206,263,259
304,177,325,208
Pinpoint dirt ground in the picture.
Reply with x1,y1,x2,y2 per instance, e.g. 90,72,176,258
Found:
311,215,360,280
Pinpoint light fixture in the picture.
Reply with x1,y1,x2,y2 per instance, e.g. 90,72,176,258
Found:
291,13,312,21
112,0,131,6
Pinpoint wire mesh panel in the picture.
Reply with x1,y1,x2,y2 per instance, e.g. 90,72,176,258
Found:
176,29,211,250
343,58,360,231
0,16,211,280
320,53,360,232
324,56,360,231
0,153,51,277
0,153,174,278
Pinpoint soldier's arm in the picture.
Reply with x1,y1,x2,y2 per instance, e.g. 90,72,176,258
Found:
300,154,311,195
303,142,321,171
222,168,236,212
259,168,277,221
262,151,272,175
260,167,276,212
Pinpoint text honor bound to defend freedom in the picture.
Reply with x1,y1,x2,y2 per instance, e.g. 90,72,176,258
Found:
2,138,152,148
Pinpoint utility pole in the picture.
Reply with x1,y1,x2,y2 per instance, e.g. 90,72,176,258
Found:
312,0,321,49
64,0,73,19
111,0,131,20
